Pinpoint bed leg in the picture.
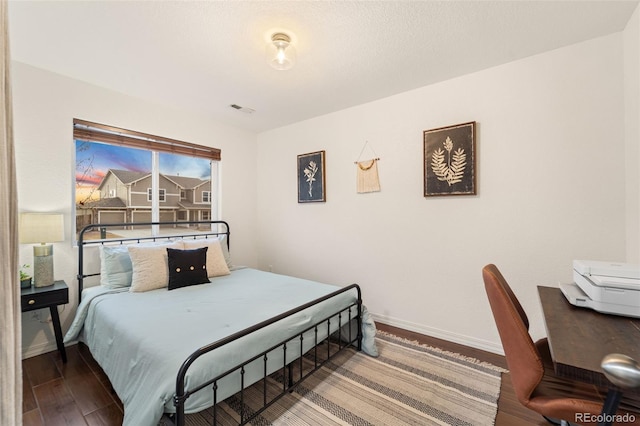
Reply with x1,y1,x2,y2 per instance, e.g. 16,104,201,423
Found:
287,364,294,391
174,391,186,426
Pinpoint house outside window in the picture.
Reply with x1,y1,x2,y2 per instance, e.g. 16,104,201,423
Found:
74,119,221,240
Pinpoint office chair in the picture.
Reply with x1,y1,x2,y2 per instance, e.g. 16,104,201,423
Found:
482,264,640,426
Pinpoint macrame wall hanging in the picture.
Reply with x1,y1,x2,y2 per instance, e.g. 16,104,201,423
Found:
354,141,381,193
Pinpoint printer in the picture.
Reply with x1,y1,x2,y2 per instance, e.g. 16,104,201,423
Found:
560,260,640,318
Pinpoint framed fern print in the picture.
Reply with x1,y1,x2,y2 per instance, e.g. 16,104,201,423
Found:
297,150,326,203
423,121,476,197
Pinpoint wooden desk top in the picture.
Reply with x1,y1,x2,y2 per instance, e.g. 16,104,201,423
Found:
538,286,640,389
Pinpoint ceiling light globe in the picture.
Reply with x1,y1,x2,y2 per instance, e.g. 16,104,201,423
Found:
267,32,296,71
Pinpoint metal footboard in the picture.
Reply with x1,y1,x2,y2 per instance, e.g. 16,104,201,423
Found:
173,284,362,426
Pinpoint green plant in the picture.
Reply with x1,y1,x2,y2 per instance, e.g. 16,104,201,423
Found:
20,264,31,280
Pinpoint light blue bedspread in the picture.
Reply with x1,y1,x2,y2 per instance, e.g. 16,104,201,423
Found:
64,268,363,426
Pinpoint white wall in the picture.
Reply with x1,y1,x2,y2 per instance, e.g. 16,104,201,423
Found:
12,62,258,358
625,5,640,263
256,34,628,353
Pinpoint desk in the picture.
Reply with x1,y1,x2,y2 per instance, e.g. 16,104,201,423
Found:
538,286,640,390
21,280,69,363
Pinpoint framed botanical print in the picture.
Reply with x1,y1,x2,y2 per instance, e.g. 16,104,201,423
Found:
423,121,476,197
297,150,326,203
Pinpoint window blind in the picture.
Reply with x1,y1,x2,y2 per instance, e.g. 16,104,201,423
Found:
73,118,221,161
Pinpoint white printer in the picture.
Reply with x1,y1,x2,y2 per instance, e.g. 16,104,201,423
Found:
560,260,640,318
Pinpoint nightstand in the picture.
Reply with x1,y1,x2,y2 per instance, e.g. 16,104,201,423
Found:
21,280,69,363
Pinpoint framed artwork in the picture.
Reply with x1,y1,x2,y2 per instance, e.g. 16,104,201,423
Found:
423,121,476,197
297,150,326,203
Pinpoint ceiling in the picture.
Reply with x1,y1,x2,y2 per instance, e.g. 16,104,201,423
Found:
7,1,639,133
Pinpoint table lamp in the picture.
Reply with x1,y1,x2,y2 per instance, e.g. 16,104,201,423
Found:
19,213,64,287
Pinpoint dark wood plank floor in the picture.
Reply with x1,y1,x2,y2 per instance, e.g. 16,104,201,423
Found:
22,323,548,425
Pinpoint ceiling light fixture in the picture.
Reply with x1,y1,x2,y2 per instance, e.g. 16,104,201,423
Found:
267,32,296,71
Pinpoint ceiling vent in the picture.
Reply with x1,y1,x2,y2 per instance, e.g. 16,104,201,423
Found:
229,104,255,114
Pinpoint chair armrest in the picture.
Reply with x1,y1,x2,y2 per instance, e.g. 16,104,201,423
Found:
601,354,640,389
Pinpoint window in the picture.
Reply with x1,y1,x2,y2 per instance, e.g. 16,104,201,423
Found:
147,188,166,202
74,119,221,240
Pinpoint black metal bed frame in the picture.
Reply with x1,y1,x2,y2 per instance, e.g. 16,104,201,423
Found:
76,220,363,426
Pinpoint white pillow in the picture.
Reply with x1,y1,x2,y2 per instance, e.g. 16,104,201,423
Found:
128,241,184,292
100,245,133,288
182,238,230,277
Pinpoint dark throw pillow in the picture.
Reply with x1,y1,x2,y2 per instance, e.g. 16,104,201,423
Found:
167,247,209,290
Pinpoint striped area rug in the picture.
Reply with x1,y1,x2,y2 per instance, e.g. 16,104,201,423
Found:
183,332,506,425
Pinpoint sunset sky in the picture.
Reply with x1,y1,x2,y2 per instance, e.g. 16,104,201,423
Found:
75,140,211,203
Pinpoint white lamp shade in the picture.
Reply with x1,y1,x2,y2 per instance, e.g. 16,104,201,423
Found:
19,213,65,244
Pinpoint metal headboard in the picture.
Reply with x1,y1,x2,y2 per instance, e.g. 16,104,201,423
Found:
77,220,230,302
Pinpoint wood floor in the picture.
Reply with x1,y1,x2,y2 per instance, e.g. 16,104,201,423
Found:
22,323,549,426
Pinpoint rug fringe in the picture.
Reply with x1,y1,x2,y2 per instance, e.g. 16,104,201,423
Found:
375,330,507,373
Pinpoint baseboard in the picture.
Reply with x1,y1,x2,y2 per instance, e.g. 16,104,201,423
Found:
22,340,75,360
22,341,57,359
370,312,504,355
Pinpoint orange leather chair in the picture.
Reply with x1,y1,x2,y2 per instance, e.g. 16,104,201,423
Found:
482,264,640,425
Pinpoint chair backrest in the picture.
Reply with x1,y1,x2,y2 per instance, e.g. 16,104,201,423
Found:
482,264,544,405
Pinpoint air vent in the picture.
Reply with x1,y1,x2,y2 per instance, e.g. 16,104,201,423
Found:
229,104,255,114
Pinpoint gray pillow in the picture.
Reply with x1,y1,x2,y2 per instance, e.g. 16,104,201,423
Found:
100,245,133,288
340,305,379,357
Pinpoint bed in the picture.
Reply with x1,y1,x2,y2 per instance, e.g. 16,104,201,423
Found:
64,220,374,426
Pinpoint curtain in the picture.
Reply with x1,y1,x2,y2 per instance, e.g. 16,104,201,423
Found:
0,0,22,424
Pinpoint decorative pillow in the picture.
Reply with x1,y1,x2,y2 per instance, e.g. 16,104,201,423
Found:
100,245,133,288
339,305,379,357
182,238,231,277
167,248,209,290
128,241,184,292
217,234,234,270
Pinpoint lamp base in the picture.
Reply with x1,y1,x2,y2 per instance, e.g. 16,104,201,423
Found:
33,245,54,287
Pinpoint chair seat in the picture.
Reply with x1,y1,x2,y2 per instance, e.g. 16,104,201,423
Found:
530,338,640,425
